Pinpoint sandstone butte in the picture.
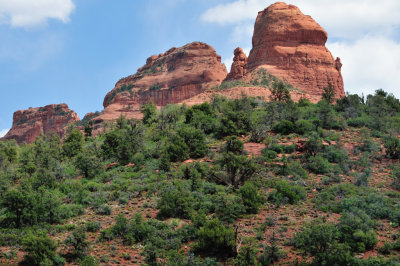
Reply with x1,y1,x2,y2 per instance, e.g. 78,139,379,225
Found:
1,104,79,144
1,2,346,143
246,2,345,99
94,41,227,124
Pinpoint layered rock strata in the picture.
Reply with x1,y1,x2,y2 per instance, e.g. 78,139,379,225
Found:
2,104,79,144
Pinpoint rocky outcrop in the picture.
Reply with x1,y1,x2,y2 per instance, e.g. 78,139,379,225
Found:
226,47,248,81
2,104,79,144
97,42,227,122
247,2,345,99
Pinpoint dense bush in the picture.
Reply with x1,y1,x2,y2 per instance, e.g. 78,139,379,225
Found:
195,218,236,257
65,226,89,258
157,181,194,219
268,180,306,205
21,233,58,266
239,182,264,214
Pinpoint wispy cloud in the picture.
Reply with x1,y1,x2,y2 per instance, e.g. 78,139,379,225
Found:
0,0,75,28
0,128,9,137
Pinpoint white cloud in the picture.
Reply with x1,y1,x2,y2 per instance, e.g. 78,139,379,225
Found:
203,0,400,96
328,36,400,98
201,0,400,39
0,0,75,28
0,129,9,138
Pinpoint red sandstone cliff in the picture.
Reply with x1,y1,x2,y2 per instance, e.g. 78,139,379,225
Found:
247,2,345,99
2,104,79,144
97,42,227,122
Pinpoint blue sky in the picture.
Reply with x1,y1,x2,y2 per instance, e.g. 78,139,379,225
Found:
1,0,400,136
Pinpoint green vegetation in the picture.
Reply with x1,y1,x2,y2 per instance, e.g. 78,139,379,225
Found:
104,83,134,106
2,89,400,264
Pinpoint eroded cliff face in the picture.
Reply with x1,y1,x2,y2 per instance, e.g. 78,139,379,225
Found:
2,104,79,144
247,2,345,99
226,47,248,81
97,42,227,122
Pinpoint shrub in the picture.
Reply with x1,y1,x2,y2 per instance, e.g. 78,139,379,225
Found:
164,134,189,162
79,255,100,266
95,204,112,215
75,152,103,178
62,129,84,158
294,223,353,265
337,210,377,252
86,221,101,232
178,125,208,158
214,192,245,223
234,238,258,266
307,155,331,174
239,182,264,214
384,135,400,159
157,181,193,219
268,180,306,205
272,120,294,135
22,233,57,266
295,120,313,135
262,149,277,160
125,213,151,244
270,81,291,103
141,101,157,125
65,226,89,259
322,83,335,104
324,146,348,164
196,218,236,257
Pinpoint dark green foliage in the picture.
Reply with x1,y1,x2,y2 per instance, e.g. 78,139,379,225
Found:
21,233,57,266
384,135,400,159
268,180,306,205
86,221,101,232
164,134,189,162
0,140,18,166
322,83,336,104
195,218,236,257
141,101,157,125
75,151,103,178
258,232,286,265
5,90,400,265
270,81,291,103
337,210,377,252
295,119,313,135
63,129,84,158
239,182,263,214
307,155,331,174
294,223,353,265
125,213,152,244
178,125,208,158
79,255,99,266
101,118,144,164
272,120,294,135
65,226,89,258
1,189,30,228
214,192,245,223
157,181,193,219
234,238,258,266
262,149,277,160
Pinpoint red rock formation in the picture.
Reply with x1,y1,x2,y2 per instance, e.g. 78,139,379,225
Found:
226,47,248,80
2,104,79,144
97,42,227,123
247,2,345,99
